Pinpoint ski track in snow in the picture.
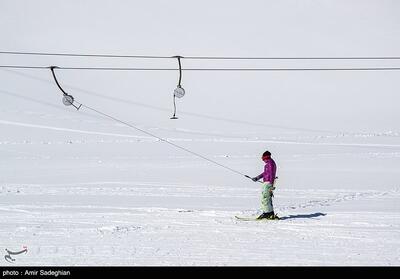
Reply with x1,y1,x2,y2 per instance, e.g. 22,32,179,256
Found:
2,119,400,148
0,182,398,203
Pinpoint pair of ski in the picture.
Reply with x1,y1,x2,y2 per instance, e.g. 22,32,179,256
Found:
235,215,280,221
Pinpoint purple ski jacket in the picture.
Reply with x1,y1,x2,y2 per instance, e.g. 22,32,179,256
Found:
256,158,277,184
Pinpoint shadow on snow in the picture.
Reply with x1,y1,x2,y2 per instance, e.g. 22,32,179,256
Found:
279,212,327,220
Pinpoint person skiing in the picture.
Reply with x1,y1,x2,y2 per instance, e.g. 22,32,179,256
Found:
251,151,278,220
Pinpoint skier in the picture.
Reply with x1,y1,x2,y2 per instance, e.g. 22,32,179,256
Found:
251,151,278,220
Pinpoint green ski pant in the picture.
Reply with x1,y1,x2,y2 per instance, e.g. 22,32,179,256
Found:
261,182,275,213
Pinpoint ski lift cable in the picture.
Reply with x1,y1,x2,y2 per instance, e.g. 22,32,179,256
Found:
49,67,251,180
2,51,400,60
0,51,172,59
2,65,400,71
182,56,400,60
84,103,249,178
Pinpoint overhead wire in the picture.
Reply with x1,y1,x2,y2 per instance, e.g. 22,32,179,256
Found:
1,65,400,71
0,51,172,59
83,103,249,178
2,50,400,71
2,50,400,60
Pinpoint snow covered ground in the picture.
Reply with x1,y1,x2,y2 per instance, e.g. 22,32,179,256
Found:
1,81,399,266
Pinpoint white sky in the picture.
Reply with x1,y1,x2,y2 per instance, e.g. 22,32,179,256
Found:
1,0,399,133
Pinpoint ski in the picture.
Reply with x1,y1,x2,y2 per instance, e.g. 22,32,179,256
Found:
235,215,280,221
235,216,261,221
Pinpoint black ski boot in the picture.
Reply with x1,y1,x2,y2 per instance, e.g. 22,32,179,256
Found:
268,212,279,220
257,211,273,219
257,211,279,220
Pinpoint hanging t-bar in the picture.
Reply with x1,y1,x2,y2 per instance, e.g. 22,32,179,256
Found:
171,56,185,119
49,66,82,110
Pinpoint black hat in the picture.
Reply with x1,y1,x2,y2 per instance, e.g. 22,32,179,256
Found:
262,151,271,157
